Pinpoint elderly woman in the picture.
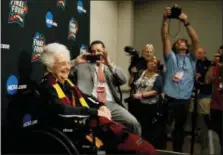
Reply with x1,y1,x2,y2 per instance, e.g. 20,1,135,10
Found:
39,43,156,155
128,57,164,148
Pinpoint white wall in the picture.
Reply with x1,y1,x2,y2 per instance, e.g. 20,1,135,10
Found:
90,1,134,90
90,1,118,63
134,0,223,62
116,1,134,90
90,0,222,91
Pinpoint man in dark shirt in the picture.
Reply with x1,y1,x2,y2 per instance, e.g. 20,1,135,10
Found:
195,48,212,96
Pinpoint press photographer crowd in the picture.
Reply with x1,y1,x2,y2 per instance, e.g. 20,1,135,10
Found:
4,4,223,155
71,5,223,154
124,5,223,154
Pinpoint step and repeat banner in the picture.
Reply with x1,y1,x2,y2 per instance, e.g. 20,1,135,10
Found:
1,0,90,125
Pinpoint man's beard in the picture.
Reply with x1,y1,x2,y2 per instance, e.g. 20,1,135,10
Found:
144,56,154,61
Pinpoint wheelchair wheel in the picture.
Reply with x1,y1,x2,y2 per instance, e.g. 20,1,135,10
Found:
15,128,80,155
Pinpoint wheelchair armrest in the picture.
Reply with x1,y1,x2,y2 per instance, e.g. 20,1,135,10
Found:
58,114,90,119
58,114,90,126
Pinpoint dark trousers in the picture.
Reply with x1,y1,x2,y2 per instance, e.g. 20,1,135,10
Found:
128,99,167,149
204,109,223,153
166,96,190,152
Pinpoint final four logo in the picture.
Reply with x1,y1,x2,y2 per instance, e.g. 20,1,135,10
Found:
68,18,78,41
32,32,46,62
8,0,28,27
57,0,66,10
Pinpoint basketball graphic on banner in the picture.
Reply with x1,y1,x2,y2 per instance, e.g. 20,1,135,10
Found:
8,0,28,27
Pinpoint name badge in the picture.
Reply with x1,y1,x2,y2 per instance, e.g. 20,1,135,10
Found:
172,72,184,82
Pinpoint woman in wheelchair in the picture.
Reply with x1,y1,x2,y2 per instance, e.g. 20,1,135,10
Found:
39,43,157,155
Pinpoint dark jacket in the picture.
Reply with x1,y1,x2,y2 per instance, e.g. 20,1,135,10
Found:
196,57,212,95
39,77,104,117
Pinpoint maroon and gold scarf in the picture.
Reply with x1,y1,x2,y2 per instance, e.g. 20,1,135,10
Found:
45,73,89,108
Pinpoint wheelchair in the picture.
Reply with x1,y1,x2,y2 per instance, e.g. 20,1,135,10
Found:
4,87,104,155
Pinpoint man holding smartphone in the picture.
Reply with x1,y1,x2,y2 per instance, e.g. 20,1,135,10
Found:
70,40,141,135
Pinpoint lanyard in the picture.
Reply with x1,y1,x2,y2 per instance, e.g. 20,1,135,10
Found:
176,55,186,70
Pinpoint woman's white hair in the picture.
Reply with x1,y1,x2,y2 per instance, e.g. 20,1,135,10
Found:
40,43,71,69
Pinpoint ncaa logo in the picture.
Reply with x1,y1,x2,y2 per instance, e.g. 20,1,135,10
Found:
77,1,86,14
6,75,18,95
23,113,38,127
45,11,57,28
23,114,32,123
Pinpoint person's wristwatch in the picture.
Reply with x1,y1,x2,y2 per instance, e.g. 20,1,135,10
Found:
184,21,190,27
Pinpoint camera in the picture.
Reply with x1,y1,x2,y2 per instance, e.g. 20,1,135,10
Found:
168,4,182,19
124,46,140,74
124,46,139,57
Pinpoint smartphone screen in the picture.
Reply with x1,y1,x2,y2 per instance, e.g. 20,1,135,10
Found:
85,55,101,62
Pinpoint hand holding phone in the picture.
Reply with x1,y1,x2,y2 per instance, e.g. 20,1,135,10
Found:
74,53,93,65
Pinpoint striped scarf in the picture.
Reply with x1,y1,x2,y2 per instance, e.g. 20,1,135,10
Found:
45,73,89,108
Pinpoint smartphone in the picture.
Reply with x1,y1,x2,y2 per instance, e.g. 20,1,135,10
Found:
85,55,101,62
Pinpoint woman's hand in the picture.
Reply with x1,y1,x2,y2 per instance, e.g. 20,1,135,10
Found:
131,67,137,73
97,106,111,120
99,106,111,119
133,93,143,99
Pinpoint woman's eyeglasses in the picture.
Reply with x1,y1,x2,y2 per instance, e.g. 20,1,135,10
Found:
55,61,72,67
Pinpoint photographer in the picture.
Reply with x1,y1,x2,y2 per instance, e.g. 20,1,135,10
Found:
161,6,199,152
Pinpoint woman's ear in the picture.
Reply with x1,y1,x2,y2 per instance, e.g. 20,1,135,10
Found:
46,67,53,73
